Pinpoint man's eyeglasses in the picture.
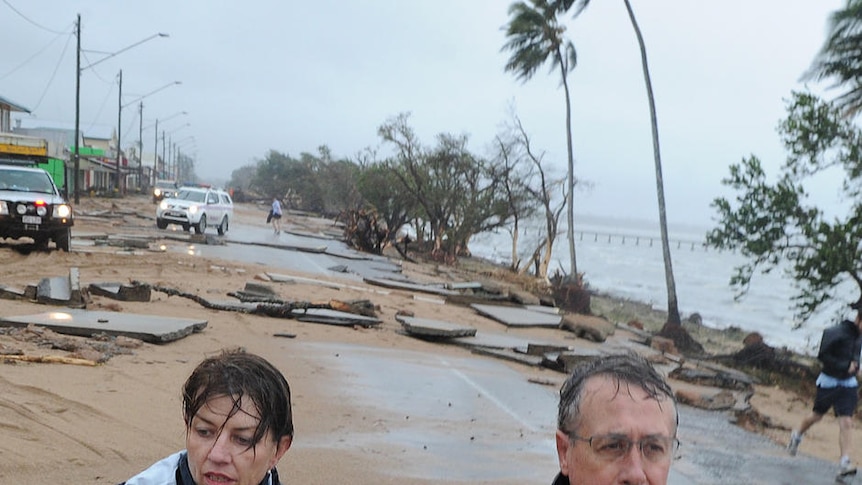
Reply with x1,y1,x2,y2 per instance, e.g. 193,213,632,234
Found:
566,432,680,463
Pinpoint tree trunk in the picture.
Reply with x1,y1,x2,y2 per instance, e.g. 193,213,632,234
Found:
560,61,578,278
624,0,681,328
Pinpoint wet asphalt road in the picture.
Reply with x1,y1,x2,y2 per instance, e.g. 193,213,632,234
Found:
197,221,842,484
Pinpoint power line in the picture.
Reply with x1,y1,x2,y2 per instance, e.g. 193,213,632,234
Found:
1,0,70,35
84,82,115,134
0,28,73,81
30,31,74,113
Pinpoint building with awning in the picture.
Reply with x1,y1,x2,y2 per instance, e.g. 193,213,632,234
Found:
0,95,30,133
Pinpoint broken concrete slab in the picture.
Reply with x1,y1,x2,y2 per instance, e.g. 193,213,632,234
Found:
88,282,151,302
668,366,755,392
675,387,744,412
395,315,477,338
555,348,605,373
471,347,545,367
560,313,616,342
508,289,541,306
525,342,571,356
363,277,460,296
449,331,559,351
32,268,85,308
289,308,381,327
242,282,278,297
266,272,391,295
94,236,151,249
0,309,207,343
445,281,484,291
268,272,347,290
525,305,561,315
470,303,562,328
37,276,69,303
0,284,27,300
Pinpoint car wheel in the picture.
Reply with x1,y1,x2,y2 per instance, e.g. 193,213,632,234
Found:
182,224,190,232
195,214,207,234
156,218,168,229
217,216,228,235
54,228,71,252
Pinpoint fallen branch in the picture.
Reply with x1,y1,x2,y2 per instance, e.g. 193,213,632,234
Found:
132,281,378,318
1,354,99,366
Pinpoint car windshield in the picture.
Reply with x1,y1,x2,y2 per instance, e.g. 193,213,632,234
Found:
177,190,206,203
156,181,176,189
0,168,55,194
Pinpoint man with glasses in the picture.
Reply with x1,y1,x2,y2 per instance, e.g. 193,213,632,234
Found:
554,352,679,485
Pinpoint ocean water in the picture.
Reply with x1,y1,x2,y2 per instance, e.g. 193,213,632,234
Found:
470,214,855,356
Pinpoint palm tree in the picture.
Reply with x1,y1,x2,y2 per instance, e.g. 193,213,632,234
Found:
554,0,698,351
502,0,579,280
804,0,862,117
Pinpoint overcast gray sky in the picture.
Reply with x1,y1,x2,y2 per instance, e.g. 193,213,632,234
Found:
0,0,846,226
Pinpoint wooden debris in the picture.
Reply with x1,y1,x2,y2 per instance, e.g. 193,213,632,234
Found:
1,354,98,366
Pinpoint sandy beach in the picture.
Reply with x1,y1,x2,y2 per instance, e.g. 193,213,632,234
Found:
0,195,849,483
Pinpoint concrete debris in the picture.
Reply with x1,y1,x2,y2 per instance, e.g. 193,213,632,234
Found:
0,310,206,344
396,315,477,338
560,313,616,342
88,282,151,302
470,303,562,328
363,277,460,296
668,366,755,392
35,267,85,308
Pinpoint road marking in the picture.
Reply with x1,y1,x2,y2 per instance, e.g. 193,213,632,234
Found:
440,358,538,432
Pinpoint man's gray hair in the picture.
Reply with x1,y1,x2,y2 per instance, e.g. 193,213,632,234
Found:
557,352,678,433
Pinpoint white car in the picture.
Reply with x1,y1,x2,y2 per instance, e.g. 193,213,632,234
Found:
156,186,233,235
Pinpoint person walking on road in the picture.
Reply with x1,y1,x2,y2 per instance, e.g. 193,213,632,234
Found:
553,352,679,485
270,196,283,235
788,303,862,481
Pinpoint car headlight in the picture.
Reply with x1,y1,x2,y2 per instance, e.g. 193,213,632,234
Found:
0,201,8,215
36,205,48,216
189,205,199,214
159,201,168,210
53,204,72,218
154,188,162,196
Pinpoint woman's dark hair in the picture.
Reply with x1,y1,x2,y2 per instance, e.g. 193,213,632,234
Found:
182,348,293,448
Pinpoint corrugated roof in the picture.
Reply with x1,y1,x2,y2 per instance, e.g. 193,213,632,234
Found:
0,95,30,113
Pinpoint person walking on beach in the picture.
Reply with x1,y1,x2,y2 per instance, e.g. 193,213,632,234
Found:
553,352,679,485
270,196,283,235
119,348,294,485
788,304,862,481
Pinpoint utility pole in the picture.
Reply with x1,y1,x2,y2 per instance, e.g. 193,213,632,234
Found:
115,69,123,194
152,118,158,183
161,129,166,179
138,101,143,191
73,14,81,204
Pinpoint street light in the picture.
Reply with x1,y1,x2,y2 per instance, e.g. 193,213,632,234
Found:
72,13,168,204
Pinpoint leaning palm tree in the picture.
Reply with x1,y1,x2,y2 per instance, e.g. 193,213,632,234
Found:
804,0,862,117
502,0,579,281
554,0,699,352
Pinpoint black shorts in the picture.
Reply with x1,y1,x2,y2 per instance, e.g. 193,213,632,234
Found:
813,385,859,416
271,213,282,220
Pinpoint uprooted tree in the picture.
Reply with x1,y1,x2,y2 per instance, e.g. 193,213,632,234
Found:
377,113,513,262
707,91,862,323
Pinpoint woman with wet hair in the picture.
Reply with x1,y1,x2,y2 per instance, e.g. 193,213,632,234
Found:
121,348,293,485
